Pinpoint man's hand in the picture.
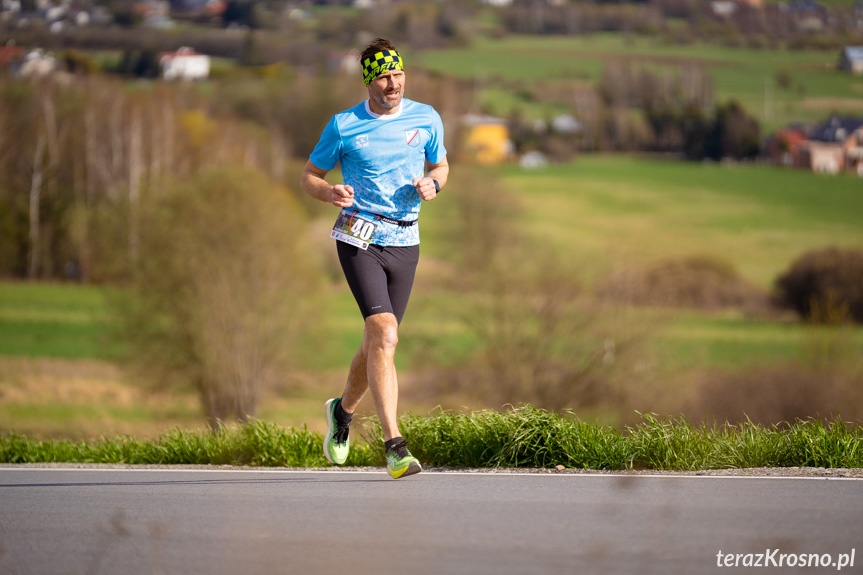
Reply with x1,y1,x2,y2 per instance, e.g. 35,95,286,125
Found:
331,184,355,208
301,161,354,207
412,177,438,201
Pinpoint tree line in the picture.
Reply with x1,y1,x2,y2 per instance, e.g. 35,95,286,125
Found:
499,0,862,51
0,75,290,280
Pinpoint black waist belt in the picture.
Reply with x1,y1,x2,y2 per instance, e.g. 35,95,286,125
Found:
371,213,417,227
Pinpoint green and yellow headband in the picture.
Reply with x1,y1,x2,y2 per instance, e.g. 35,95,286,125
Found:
362,50,404,86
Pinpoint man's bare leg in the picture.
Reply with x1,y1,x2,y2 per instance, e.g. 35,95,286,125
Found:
339,347,368,412
339,313,401,441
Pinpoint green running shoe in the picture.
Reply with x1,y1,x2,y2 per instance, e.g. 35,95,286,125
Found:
385,438,422,479
323,398,350,465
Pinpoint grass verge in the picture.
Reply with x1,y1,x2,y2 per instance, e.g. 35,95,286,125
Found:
2,406,860,470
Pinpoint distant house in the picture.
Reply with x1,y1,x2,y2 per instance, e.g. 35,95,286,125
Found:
461,114,514,165
519,151,548,169
838,46,863,75
159,47,209,81
551,114,583,135
784,0,826,31
710,1,737,17
785,0,825,14
74,10,90,26
18,48,58,78
204,0,226,17
1,0,21,15
766,124,809,167
0,44,25,72
797,116,863,175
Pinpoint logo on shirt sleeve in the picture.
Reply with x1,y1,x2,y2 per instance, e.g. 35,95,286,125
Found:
404,129,421,148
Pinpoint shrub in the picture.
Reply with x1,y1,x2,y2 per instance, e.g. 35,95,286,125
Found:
598,254,768,311
424,169,645,414
704,100,761,160
115,167,323,429
774,246,863,323
775,68,793,90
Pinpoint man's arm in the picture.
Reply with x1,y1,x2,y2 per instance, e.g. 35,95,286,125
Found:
300,161,355,208
412,156,449,201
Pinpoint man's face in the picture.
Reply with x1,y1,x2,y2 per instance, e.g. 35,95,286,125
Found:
368,70,405,112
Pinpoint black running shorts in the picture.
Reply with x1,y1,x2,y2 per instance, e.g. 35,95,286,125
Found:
336,242,420,324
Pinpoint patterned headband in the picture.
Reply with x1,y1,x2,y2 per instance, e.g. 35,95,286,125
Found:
362,50,404,86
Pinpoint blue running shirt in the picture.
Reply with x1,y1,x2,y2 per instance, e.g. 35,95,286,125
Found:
310,98,447,247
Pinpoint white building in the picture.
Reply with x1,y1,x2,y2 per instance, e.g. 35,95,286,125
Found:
710,0,737,17
159,47,210,81
838,46,863,75
18,48,58,77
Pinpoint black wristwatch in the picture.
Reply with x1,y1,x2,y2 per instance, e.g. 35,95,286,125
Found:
432,179,440,193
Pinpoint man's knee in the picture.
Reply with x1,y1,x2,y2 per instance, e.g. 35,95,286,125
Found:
364,313,399,353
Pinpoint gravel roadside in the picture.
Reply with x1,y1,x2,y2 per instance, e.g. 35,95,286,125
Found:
2,463,862,477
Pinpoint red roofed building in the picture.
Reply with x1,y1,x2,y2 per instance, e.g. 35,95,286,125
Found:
0,45,25,70
766,125,809,167
204,0,226,17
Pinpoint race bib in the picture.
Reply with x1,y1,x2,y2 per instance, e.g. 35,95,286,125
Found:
330,212,377,250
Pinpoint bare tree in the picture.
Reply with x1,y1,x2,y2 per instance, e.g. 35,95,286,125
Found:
128,103,142,264
430,168,645,413
117,166,323,429
28,134,45,279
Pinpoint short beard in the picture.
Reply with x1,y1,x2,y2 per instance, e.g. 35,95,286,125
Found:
374,90,401,110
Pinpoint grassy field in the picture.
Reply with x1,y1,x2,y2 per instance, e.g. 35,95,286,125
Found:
2,157,862,437
492,155,863,287
418,34,863,131
512,156,863,362
0,282,119,360
0,280,371,438
421,155,863,373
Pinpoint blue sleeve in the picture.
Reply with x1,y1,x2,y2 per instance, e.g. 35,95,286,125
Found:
425,108,447,165
309,115,342,171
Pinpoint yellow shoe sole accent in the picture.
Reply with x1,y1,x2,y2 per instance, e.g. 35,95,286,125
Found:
388,460,422,479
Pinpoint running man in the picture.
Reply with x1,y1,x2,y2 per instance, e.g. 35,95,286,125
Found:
300,38,448,479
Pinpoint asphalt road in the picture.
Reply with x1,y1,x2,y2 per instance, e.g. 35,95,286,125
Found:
0,468,860,575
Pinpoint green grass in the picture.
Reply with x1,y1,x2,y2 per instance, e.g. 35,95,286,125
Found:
625,412,863,470
402,406,629,469
0,282,119,360
664,313,806,367
495,156,863,288
0,419,373,467
2,408,860,469
418,34,863,130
